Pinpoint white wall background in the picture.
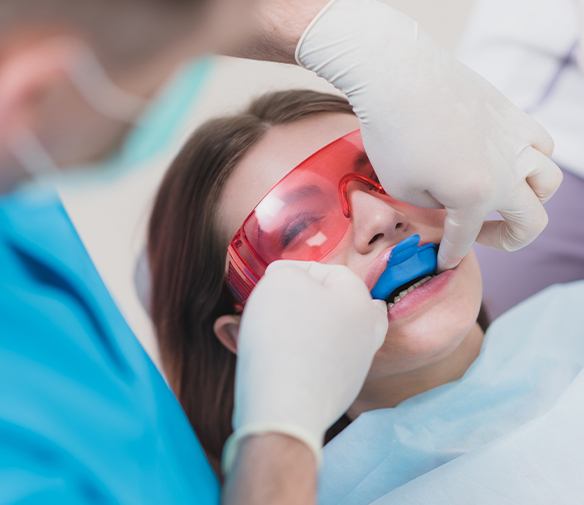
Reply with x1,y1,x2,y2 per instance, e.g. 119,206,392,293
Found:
60,0,475,365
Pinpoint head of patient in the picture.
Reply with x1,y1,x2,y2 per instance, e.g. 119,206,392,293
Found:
147,90,487,475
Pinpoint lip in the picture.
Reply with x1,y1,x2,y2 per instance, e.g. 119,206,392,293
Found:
387,266,457,321
365,247,395,291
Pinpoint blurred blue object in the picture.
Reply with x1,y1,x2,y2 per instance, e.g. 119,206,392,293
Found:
0,187,219,504
320,280,584,505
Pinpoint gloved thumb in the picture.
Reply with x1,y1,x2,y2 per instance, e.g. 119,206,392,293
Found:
370,300,389,349
437,207,484,271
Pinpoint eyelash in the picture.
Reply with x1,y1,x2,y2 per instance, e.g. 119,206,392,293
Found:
281,214,324,248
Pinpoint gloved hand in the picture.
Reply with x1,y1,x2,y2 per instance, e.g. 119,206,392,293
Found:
297,0,563,270
222,260,388,472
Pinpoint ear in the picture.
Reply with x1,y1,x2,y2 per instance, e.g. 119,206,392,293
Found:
213,315,241,355
0,37,81,139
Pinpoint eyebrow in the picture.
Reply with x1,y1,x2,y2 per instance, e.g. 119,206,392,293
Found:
281,184,325,204
277,151,371,205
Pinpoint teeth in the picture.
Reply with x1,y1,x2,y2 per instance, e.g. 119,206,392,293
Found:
387,275,433,308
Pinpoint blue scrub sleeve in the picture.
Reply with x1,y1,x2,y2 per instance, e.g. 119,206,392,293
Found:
0,437,116,504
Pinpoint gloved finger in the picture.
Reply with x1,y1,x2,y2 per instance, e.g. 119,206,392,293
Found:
476,184,548,251
522,116,555,156
267,259,346,285
265,259,318,276
517,147,563,204
437,207,485,271
266,260,368,294
307,262,371,295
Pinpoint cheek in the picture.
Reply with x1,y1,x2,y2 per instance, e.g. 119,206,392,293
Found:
367,253,483,377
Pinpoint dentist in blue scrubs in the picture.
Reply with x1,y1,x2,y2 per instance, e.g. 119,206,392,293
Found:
0,0,562,504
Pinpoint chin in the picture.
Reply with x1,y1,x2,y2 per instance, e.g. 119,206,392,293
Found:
369,254,483,377
378,315,477,376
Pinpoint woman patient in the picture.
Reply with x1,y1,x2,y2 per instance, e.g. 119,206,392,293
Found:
146,90,584,502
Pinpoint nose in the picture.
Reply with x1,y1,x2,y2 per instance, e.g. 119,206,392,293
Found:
349,187,410,254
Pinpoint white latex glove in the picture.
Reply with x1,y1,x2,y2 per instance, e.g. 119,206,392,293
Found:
222,260,388,472
296,0,563,270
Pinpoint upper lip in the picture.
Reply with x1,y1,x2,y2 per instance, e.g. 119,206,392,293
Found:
364,245,399,291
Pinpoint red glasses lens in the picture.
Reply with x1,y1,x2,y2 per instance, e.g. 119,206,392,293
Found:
227,129,382,303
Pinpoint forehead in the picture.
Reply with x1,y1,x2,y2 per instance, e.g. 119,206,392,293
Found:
218,112,359,241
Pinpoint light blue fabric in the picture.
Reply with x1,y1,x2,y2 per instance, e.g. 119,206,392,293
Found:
0,187,220,504
319,281,584,505
374,370,584,504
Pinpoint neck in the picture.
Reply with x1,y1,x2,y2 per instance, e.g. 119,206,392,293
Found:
348,323,484,418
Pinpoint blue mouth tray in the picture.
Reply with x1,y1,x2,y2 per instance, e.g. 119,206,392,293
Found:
370,234,438,301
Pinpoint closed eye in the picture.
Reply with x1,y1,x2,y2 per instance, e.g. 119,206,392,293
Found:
281,214,324,248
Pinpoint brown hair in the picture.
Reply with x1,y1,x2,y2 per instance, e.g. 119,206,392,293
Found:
147,90,354,474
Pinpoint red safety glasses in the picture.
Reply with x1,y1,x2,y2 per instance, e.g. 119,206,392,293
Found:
226,129,385,304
